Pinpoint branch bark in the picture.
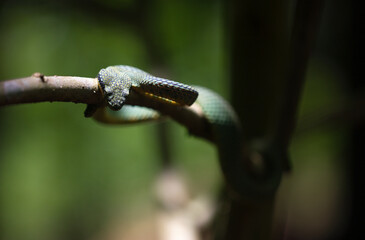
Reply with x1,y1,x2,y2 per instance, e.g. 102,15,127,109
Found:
0,74,102,106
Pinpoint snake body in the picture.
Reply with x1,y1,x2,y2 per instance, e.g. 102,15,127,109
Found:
91,65,281,198
98,65,198,110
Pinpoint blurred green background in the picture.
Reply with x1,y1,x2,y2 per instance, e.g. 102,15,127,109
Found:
0,0,359,240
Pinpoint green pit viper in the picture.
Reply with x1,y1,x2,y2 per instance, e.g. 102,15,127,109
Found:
86,65,281,198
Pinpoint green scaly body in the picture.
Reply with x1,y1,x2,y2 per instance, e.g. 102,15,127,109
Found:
90,65,281,198
98,65,198,110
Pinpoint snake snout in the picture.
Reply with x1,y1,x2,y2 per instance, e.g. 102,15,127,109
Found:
107,88,130,111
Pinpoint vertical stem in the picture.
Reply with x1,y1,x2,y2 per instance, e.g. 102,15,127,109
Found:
224,0,289,239
224,0,325,238
228,0,290,141
273,0,325,170
155,122,173,168
224,199,276,239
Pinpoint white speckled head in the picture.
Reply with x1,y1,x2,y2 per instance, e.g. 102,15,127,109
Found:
98,67,132,111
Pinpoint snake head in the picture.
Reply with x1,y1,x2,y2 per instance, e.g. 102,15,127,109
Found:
98,67,131,111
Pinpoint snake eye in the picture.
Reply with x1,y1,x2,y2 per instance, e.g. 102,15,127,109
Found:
103,86,113,98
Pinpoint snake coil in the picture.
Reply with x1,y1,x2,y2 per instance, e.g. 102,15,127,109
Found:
90,66,282,198
194,86,282,198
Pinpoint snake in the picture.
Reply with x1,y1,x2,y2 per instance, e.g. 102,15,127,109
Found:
86,65,281,198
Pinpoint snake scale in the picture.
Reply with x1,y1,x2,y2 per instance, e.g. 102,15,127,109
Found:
87,65,281,198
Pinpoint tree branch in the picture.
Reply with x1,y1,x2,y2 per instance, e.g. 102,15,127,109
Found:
0,74,213,142
0,74,102,106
